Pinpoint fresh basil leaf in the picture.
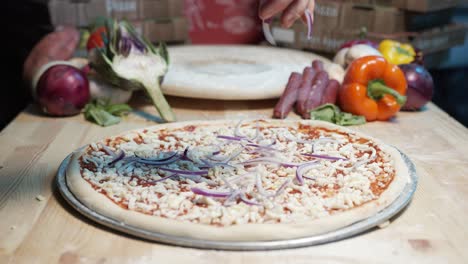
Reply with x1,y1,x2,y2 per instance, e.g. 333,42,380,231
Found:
88,108,121,127
310,104,339,123
105,103,132,116
338,113,366,126
310,104,366,126
83,99,130,127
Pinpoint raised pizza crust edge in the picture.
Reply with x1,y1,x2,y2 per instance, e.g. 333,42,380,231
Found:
66,120,410,241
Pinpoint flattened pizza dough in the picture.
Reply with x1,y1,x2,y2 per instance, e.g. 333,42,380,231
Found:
161,46,331,100
67,120,409,241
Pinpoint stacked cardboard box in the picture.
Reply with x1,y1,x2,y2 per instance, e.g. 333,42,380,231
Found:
372,0,459,12
48,0,188,44
272,0,466,66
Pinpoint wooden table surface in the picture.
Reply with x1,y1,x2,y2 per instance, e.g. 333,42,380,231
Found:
1,96,467,264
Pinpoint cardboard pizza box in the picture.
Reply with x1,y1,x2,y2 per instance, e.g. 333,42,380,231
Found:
313,0,342,30
48,0,108,27
49,0,185,27
396,0,458,12
310,1,455,34
131,17,189,44
339,3,405,33
367,0,459,12
272,22,467,54
311,1,404,34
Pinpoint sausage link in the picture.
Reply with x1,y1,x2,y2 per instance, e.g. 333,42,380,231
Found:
321,79,340,105
295,67,317,115
312,60,324,71
273,72,302,119
302,71,329,118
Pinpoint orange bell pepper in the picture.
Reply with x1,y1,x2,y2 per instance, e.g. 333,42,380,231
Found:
339,56,407,121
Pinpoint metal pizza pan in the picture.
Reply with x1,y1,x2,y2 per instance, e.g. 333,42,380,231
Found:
56,149,418,251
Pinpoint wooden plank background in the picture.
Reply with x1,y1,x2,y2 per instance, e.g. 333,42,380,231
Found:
1,96,467,264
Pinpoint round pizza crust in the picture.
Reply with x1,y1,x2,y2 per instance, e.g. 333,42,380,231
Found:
67,120,409,241
161,45,331,100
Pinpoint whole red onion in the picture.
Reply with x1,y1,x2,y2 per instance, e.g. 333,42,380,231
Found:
399,64,434,111
36,64,90,116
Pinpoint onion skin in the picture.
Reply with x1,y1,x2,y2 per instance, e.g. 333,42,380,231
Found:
399,64,434,111
36,65,90,116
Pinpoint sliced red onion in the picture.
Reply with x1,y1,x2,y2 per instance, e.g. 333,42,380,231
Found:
305,9,313,39
101,145,126,165
209,143,239,161
241,157,299,168
135,151,178,162
302,153,346,161
240,192,261,206
218,174,235,191
246,143,278,152
296,161,319,185
234,120,246,138
149,173,178,183
117,161,135,175
159,167,208,176
255,172,273,198
181,175,217,186
234,120,259,141
284,133,314,145
208,145,245,163
184,145,223,165
259,138,277,147
227,172,255,185
262,20,276,45
252,121,260,141
217,135,244,141
222,147,245,163
273,179,291,197
224,190,242,206
209,153,229,161
246,146,279,156
191,187,232,198
200,159,236,169
134,156,180,166
101,145,116,156
109,150,125,165
181,147,193,162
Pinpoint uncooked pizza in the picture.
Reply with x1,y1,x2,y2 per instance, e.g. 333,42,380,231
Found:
67,120,409,241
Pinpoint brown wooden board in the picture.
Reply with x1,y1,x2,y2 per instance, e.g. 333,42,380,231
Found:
1,95,468,262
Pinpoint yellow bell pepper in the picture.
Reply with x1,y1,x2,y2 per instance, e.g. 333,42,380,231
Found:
378,40,415,65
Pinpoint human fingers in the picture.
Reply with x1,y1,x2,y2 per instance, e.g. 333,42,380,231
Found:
259,0,295,21
281,0,310,28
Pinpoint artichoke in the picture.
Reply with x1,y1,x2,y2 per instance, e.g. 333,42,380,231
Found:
89,20,175,122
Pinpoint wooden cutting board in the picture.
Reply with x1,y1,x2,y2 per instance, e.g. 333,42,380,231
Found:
161,45,331,100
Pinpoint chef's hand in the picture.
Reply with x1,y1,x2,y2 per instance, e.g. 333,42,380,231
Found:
259,0,315,28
